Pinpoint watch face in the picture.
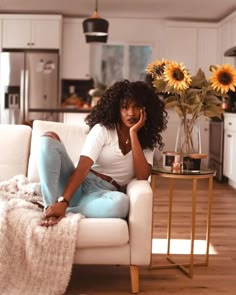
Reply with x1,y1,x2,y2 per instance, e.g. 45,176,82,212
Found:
58,196,64,202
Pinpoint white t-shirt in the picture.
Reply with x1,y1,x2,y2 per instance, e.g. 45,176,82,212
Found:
80,124,154,186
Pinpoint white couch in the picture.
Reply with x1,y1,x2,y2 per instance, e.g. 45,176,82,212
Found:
0,120,153,293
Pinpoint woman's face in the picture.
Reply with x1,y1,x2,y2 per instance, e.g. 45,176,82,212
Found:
119,99,142,128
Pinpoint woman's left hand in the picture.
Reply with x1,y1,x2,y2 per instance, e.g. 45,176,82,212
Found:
130,108,147,133
41,202,67,226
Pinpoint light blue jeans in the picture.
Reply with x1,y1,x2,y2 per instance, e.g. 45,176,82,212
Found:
38,136,129,218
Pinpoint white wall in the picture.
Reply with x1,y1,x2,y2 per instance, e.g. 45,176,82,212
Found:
107,18,165,60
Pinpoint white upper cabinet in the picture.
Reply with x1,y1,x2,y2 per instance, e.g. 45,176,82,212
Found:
31,19,62,49
218,12,236,64
61,18,91,79
219,20,234,64
2,15,62,50
162,22,218,76
3,19,31,48
162,23,197,73
232,17,236,48
197,27,218,77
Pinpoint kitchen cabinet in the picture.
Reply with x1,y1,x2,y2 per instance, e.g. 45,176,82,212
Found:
162,22,218,76
163,24,197,73
232,17,236,48
61,18,91,79
223,113,236,188
218,13,236,64
197,27,218,77
2,15,62,49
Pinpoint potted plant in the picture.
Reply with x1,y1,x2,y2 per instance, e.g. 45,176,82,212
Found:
146,59,236,170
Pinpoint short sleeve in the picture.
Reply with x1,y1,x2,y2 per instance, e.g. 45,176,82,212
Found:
144,149,154,166
80,124,107,163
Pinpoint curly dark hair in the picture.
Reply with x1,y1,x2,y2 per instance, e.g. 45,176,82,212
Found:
85,79,168,150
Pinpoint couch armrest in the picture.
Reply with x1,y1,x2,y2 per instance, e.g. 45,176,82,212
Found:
0,124,32,181
126,179,153,266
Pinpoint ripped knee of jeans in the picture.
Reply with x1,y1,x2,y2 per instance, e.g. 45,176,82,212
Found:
41,131,61,142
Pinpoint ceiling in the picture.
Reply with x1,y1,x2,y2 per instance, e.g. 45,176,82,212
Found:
0,0,236,22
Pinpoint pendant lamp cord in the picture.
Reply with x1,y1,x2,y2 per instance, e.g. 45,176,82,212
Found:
95,0,98,12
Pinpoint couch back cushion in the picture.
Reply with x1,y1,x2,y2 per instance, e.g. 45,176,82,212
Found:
0,124,32,181
27,120,89,182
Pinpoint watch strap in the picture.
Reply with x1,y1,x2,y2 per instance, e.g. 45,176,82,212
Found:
57,196,69,206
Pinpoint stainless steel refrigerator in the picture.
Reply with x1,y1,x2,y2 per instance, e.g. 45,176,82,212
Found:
0,51,59,124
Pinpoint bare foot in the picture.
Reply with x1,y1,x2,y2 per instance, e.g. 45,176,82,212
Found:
41,216,62,227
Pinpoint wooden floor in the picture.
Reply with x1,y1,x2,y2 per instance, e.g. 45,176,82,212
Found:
66,178,236,295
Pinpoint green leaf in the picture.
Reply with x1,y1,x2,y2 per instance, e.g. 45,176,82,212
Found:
187,93,202,105
204,95,222,106
165,101,178,109
191,102,203,114
175,105,185,117
165,96,178,103
190,68,208,88
209,65,217,72
152,79,167,92
203,105,224,119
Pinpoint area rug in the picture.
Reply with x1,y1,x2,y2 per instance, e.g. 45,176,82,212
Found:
0,175,83,295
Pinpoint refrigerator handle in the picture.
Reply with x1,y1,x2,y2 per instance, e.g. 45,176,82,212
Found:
20,70,25,123
24,69,29,122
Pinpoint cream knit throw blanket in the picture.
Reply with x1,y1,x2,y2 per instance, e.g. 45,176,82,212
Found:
0,175,83,295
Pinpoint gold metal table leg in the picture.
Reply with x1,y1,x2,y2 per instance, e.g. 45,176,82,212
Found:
167,178,174,256
205,175,213,266
189,178,198,277
149,171,214,278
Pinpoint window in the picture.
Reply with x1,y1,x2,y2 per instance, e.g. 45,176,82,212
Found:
101,45,124,85
91,44,152,87
128,45,152,81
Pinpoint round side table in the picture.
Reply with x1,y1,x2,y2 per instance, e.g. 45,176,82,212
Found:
150,167,216,278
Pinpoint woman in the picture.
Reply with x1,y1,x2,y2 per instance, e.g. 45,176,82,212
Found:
39,80,167,226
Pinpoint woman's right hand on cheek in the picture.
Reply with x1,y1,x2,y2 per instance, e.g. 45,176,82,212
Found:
130,108,147,133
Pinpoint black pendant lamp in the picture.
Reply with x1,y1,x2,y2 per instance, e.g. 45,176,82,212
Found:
83,0,109,43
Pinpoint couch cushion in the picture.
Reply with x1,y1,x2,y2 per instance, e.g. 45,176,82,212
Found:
27,120,89,182
76,218,129,248
0,124,31,181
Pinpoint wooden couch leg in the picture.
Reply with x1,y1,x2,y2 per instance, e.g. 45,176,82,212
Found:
130,265,139,294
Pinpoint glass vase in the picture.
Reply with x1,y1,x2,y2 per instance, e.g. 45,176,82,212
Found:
175,118,202,170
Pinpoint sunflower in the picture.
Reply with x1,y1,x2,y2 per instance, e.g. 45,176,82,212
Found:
209,64,236,94
145,59,170,79
164,61,192,91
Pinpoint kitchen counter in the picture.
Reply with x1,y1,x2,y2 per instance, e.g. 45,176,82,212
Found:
224,111,236,115
29,108,91,113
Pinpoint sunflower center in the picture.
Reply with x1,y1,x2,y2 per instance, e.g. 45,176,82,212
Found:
172,68,185,81
218,72,232,85
154,64,165,76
